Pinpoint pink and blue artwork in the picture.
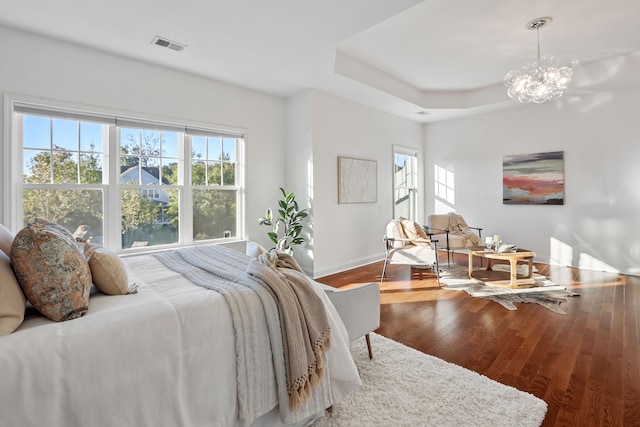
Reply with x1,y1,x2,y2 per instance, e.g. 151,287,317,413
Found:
503,151,564,205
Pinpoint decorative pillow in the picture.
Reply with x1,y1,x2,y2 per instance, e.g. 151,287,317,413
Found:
11,219,92,322
401,219,431,246
84,243,137,295
0,251,26,336
246,240,268,258
0,223,14,257
386,219,407,249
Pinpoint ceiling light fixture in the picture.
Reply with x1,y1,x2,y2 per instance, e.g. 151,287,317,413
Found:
504,17,578,103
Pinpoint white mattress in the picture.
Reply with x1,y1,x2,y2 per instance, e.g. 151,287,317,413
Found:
0,252,360,427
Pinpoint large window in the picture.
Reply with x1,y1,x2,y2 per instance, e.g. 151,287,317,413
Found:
393,146,418,220
10,100,244,251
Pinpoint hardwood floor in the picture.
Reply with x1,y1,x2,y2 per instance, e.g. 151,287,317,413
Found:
316,253,640,427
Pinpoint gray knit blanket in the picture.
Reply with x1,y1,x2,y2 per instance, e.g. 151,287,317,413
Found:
154,244,331,426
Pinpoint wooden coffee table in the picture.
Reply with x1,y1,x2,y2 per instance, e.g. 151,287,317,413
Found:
467,246,536,288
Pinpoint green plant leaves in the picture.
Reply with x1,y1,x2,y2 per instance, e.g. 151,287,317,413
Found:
258,189,309,253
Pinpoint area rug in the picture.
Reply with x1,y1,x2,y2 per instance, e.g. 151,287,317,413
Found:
440,264,579,314
312,333,547,427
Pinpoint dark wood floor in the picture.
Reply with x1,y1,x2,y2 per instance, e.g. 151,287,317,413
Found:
316,253,640,427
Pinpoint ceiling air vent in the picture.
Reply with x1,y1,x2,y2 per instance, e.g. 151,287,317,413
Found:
151,36,186,52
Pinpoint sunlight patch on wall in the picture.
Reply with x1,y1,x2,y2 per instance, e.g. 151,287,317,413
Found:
550,237,573,266
578,253,619,274
434,164,455,214
435,199,454,214
306,157,314,260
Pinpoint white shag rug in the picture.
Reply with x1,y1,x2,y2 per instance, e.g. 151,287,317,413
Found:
312,333,547,427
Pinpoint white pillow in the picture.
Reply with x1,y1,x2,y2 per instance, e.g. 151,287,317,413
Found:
246,241,268,258
386,220,406,249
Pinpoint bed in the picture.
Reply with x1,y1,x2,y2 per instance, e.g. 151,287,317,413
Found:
0,240,361,427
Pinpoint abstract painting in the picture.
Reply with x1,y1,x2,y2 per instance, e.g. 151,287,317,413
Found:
338,156,377,203
503,151,564,205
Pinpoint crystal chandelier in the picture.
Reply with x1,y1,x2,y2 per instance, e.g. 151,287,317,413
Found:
504,17,578,103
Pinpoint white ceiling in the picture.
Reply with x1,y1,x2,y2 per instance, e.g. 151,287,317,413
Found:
2,0,640,122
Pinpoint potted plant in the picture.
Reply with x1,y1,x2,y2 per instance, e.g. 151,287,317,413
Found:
258,188,309,254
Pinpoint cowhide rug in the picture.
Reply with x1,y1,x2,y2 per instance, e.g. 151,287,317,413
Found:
440,264,579,314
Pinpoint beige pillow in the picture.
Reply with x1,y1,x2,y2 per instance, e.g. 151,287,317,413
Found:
0,224,14,257
11,219,92,322
84,243,136,295
401,219,430,246
0,251,26,335
386,219,407,249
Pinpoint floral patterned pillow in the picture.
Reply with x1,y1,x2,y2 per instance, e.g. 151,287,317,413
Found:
11,219,92,322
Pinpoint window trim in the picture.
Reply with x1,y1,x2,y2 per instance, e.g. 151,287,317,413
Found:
392,145,419,221
4,93,246,251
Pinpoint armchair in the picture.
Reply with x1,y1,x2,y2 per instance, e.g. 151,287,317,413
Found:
381,219,440,285
427,212,482,266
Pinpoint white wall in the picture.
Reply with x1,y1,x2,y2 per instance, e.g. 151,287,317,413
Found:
307,91,424,278
425,88,640,275
0,24,285,248
284,92,314,273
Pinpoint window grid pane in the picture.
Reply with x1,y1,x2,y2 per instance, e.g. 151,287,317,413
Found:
23,115,106,185
22,188,104,244
193,188,237,241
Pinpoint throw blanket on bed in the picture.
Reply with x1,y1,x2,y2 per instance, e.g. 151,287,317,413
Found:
249,250,331,410
154,245,331,425
448,212,480,246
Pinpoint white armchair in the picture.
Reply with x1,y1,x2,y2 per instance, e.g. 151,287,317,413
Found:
381,219,440,285
427,212,482,266
320,282,380,359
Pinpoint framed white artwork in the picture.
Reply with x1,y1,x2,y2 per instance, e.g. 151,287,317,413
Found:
338,156,378,204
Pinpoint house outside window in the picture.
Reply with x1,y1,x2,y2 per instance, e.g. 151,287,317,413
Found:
8,98,244,251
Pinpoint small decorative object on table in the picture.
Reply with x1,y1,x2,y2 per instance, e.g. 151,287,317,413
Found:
492,234,502,252
485,236,494,251
498,244,517,253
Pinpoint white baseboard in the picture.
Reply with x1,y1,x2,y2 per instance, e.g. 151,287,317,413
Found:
312,253,384,279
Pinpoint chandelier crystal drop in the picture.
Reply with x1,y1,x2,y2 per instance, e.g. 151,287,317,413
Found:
504,17,578,104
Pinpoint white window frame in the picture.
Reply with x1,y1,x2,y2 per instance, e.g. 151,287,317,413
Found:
393,145,419,221
3,94,246,252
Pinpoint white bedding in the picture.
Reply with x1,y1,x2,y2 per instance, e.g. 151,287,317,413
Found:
0,250,360,427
